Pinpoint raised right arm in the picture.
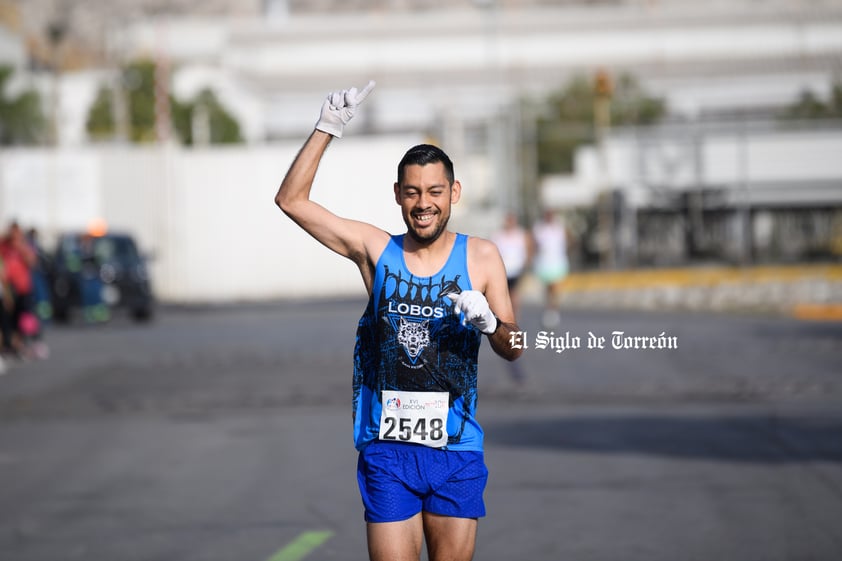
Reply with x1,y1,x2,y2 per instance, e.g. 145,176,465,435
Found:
275,130,385,266
274,82,388,292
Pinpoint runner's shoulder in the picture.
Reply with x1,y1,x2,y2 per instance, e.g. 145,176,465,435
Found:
466,235,502,261
362,225,394,263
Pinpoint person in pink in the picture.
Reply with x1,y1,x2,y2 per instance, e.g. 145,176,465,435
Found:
0,222,37,355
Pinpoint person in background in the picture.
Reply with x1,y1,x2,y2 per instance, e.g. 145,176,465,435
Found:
491,211,533,384
532,209,570,328
0,254,12,371
491,211,533,323
26,228,53,326
78,233,109,324
0,222,37,355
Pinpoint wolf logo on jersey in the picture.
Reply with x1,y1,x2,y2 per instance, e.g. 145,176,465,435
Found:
396,318,430,361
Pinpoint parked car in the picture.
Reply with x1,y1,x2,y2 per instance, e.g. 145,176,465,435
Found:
49,231,154,323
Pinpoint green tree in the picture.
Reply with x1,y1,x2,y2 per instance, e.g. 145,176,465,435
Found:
0,65,47,146
86,59,160,142
86,59,243,145
171,88,243,146
832,82,842,115
124,60,159,142
781,81,842,120
534,72,666,174
86,84,115,141
782,90,833,120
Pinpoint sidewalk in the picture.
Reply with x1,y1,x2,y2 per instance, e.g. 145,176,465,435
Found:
520,263,842,319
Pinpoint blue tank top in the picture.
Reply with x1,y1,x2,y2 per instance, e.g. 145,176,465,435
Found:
353,233,483,451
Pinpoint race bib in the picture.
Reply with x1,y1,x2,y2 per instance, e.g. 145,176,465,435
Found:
379,390,449,448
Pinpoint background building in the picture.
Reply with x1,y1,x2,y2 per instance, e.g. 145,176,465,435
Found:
1,0,840,300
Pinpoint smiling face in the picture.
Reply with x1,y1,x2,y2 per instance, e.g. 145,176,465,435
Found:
394,162,461,245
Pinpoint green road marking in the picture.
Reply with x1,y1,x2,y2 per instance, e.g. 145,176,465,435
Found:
266,530,334,561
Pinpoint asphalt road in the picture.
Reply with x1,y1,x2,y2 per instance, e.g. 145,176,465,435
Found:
1,300,841,561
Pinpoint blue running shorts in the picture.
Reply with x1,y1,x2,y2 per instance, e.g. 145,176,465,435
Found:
356,441,488,523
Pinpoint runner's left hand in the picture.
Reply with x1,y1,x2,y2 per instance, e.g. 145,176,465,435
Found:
447,291,498,334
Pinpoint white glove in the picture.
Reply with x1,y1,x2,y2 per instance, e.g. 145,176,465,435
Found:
315,80,376,138
447,291,499,335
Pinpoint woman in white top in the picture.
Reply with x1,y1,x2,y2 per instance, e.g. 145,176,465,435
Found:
491,212,534,384
491,212,533,323
532,210,569,328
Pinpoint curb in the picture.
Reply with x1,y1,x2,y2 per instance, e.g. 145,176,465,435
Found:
518,264,842,318
562,264,842,293
791,303,842,322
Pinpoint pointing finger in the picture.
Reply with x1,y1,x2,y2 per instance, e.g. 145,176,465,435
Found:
355,80,376,103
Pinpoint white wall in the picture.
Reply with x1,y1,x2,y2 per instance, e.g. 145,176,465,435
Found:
0,135,420,302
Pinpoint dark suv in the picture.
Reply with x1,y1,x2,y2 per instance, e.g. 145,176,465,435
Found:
50,232,154,323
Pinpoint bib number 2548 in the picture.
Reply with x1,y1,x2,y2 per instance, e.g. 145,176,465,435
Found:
379,390,448,448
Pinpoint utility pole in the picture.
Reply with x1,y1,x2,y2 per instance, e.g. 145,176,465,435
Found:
104,5,130,144
47,20,66,146
46,19,66,243
593,68,614,269
154,22,172,144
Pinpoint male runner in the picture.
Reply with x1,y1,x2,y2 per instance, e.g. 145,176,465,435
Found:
275,81,523,561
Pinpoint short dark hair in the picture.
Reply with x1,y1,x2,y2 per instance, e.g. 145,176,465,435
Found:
397,144,454,186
